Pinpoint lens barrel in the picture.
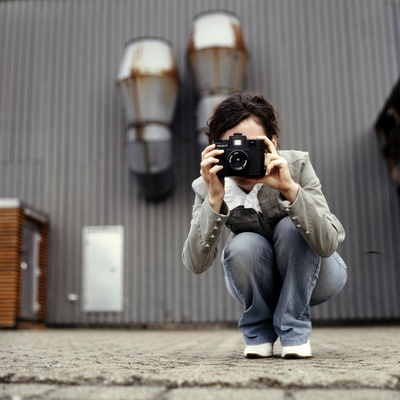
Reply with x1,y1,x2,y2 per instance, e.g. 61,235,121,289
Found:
228,150,248,171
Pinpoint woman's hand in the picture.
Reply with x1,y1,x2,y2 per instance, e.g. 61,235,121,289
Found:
251,136,299,203
200,144,225,212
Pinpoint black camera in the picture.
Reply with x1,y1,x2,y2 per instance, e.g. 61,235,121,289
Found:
213,133,266,177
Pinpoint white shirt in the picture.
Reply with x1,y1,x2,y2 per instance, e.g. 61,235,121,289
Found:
224,178,263,213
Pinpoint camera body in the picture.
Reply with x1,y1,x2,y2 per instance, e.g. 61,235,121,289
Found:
213,133,266,177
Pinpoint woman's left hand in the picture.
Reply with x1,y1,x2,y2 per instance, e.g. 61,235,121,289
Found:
251,136,299,203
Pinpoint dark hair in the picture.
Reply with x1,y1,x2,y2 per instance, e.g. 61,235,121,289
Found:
205,92,280,145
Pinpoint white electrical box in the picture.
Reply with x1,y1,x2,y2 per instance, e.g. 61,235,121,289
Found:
82,226,124,312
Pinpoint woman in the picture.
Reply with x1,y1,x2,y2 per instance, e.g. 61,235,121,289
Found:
182,92,347,359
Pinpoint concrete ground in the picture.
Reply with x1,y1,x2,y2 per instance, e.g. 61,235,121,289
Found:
0,326,399,400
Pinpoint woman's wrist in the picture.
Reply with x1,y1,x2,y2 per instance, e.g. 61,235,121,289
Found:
208,195,224,213
280,183,299,203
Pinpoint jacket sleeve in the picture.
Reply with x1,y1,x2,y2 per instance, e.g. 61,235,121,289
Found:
182,178,230,274
278,154,345,258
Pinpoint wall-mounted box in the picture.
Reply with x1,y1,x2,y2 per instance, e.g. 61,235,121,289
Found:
82,226,124,313
0,199,48,328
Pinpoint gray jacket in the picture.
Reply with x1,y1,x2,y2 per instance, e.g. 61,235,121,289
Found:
182,150,345,274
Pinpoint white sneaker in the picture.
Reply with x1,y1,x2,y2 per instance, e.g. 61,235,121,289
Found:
244,342,274,358
281,339,312,359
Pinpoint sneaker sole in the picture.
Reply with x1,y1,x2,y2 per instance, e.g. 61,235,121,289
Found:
245,353,273,359
281,353,313,359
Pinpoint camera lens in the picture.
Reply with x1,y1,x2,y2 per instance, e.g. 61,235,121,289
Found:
228,150,248,171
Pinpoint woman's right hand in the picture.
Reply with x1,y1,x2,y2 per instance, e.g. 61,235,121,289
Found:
200,144,225,212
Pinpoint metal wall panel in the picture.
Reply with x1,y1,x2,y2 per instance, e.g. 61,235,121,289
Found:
0,0,399,325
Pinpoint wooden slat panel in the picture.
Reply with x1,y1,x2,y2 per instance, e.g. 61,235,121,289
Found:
0,208,22,327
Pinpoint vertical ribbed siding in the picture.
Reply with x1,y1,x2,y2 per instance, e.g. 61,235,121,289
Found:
0,0,399,325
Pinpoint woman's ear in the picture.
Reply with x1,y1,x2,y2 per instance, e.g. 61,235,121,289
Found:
271,136,279,148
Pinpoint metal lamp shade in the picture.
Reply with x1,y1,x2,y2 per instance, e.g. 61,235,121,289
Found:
117,37,179,200
187,11,249,147
126,124,173,199
126,124,172,174
187,10,249,95
196,93,227,147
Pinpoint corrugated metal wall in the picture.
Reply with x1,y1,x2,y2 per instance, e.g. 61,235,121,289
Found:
1,0,399,325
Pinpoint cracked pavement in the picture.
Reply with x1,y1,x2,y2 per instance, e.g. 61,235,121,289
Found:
1,326,399,399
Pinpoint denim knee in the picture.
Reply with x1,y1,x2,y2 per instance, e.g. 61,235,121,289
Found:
222,232,275,305
223,232,274,275
273,216,300,244
273,217,315,273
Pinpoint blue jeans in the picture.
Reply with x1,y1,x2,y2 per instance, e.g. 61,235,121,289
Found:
222,216,347,346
